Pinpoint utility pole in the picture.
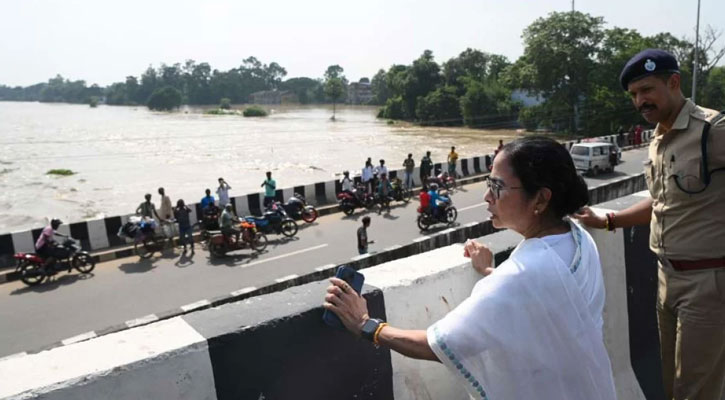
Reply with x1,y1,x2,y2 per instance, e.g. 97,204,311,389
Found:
572,0,575,12
692,0,701,102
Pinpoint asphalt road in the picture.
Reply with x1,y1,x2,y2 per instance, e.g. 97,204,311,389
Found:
0,148,649,357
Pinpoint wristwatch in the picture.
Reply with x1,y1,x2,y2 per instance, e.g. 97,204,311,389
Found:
361,318,384,342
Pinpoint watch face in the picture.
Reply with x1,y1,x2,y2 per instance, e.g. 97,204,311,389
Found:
361,319,380,339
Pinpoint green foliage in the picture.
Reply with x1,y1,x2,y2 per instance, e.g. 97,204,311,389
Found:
147,86,182,111
702,66,725,110
324,65,347,119
460,80,518,128
370,69,390,105
324,77,345,103
280,77,321,104
415,87,461,126
518,105,547,131
219,97,231,110
382,96,406,120
89,96,99,108
46,169,75,176
243,105,268,117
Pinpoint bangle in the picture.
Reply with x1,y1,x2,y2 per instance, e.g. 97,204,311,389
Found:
603,215,610,231
606,213,616,232
373,322,388,346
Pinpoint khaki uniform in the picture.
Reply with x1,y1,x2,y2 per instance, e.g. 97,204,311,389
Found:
645,99,725,400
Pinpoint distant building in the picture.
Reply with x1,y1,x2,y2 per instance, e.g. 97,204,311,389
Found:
347,79,373,105
249,90,298,105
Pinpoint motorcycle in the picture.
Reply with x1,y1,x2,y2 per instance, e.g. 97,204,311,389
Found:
14,237,95,286
416,199,458,231
119,217,171,259
390,178,412,203
208,220,268,257
196,207,221,241
244,202,298,237
427,171,457,192
280,193,318,223
337,184,376,216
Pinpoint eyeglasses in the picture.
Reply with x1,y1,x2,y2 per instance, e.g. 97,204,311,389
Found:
485,176,523,200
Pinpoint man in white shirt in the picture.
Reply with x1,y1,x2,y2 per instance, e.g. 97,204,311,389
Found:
216,177,232,207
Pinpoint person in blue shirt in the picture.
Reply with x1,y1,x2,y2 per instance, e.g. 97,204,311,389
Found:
200,189,215,210
427,183,449,219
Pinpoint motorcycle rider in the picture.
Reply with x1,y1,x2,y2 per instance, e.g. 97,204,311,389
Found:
419,186,431,213
35,218,68,272
219,203,241,243
340,171,354,194
136,193,160,221
428,183,449,220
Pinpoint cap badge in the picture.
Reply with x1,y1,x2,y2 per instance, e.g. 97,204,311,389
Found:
644,59,656,72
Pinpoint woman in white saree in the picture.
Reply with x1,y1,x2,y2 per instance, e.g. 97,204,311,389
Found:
324,137,616,399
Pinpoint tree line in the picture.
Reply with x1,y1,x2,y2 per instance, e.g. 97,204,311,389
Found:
1,11,723,135
373,12,725,135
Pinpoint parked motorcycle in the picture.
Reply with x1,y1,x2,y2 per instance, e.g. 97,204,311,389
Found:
280,193,318,223
14,237,95,286
427,171,457,192
390,178,412,203
416,199,458,231
119,217,171,259
337,184,376,216
196,207,221,241
208,220,268,257
244,203,298,237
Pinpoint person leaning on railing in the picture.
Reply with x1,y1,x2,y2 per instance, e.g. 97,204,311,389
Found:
324,136,616,400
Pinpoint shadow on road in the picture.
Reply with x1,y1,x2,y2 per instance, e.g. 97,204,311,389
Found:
206,250,264,267
118,258,157,274
10,272,95,295
174,251,196,268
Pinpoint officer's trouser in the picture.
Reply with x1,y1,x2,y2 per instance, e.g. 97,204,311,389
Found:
657,259,725,400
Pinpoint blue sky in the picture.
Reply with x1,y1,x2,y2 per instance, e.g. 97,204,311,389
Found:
1,0,723,86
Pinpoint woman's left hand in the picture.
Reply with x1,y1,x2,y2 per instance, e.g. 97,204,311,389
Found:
323,278,370,336
464,240,494,276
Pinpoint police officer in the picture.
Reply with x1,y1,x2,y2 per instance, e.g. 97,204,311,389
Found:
575,49,725,400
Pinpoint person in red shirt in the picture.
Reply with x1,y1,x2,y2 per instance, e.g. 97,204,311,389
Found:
419,186,431,214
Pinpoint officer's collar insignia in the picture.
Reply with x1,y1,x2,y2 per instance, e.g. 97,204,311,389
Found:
644,59,656,72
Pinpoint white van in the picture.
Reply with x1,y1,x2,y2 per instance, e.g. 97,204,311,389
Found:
569,142,620,175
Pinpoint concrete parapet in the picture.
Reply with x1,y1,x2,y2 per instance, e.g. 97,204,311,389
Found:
0,191,660,398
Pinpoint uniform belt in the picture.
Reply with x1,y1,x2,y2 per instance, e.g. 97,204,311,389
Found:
668,258,725,271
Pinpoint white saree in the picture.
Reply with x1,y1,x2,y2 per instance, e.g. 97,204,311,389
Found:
427,221,616,400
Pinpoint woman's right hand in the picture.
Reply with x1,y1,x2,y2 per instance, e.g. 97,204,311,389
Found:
572,206,607,229
463,240,494,277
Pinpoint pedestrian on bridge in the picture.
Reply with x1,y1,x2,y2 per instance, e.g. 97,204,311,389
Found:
356,216,373,255
261,171,277,209
420,151,433,185
447,146,458,178
200,189,215,210
157,187,173,222
361,160,374,195
174,199,194,254
576,49,725,400
402,154,415,189
216,178,232,208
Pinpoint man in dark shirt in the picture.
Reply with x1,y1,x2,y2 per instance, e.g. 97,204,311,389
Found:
356,216,374,255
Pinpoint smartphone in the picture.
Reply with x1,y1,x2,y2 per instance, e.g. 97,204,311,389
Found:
323,265,365,329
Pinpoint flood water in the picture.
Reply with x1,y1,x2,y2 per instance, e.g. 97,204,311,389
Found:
0,102,520,232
